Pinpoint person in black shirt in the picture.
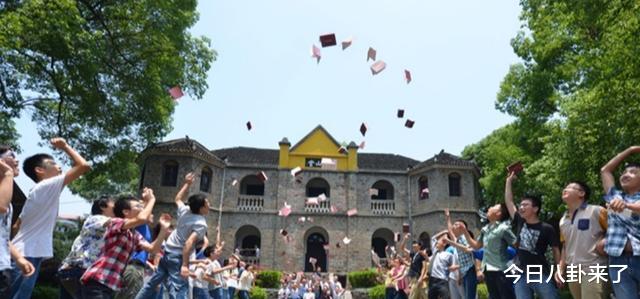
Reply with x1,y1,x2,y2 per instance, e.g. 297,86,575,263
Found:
505,171,561,299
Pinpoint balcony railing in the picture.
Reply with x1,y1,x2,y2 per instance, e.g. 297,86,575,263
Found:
305,199,331,213
371,200,395,215
237,195,264,211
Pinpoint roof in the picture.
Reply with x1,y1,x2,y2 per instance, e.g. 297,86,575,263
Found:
211,147,280,166
412,150,477,170
290,125,341,152
358,153,419,171
140,137,225,165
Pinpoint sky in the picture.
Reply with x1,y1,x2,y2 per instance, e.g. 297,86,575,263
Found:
13,0,522,216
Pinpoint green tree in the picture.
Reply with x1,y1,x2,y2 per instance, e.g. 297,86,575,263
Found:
0,0,216,198
465,0,640,217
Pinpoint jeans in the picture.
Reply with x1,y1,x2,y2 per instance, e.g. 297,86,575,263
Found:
0,269,11,299
81,280,114,299
385,287,397,299
135,252,188,299
484,270,515,299
609,255,640,299
10,256,42,299
238,290,250,299
193,287,209,299
58,266,86,299
428,277,450,299
209,287,224,299
462,267,477,299
228,287,236,299
514,274,559,299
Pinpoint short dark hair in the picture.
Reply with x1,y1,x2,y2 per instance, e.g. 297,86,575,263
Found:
91,195,114,215
204,245,216,258
114,195,137,218
522,194,542,215
23,153,53,182
568,180,591,201
624,162,640,171
187,193,208,214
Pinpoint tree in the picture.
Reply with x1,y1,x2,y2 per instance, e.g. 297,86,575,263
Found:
0,0,216,198
465,0,640,218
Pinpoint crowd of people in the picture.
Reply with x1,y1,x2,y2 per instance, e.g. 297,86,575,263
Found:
0,138,639,299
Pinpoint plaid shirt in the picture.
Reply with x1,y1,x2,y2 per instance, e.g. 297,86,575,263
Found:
81,218,145,291
455,235,475,273
603,187,640,257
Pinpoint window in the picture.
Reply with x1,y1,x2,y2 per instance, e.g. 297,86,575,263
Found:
449,173,461,197
306,178,330,197
200,167,212,192
240,175,265,196
418,176,429,199
161,160,179,186
371,180,394,200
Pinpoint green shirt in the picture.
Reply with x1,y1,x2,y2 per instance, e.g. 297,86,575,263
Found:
479,221,516,271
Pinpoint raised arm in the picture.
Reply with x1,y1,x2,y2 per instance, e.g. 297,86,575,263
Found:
51,138,91,186
504,172,517,219
445,208,456,241
175,172,195,208
462,227,482,250
444,238,473,253
123,188,156,230
0,160,14,213
601,146,640,193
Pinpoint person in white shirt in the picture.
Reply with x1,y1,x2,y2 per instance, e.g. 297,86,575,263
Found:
202,245,234,299
237,264,255,299
11,138,90,299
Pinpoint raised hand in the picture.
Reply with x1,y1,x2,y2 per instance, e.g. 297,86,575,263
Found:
0,160,14,176
141,187,155,202
50,138,68,150
184,172,195,185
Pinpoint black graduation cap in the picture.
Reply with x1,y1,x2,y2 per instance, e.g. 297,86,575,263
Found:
405,119,415,128
319,34,337,47
246,121,252,130
397,109,405,118
360,123,367,136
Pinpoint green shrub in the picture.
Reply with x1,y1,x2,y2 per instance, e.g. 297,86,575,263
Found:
255,270,282,288
348,268,378,288
32,284,59,299
368,284,386,299
250,286,268,299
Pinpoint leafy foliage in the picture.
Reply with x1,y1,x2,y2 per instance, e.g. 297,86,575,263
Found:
368,284,386,299
347,268,379,288
464,0,640,218
255,270,282,288
0,0,215,198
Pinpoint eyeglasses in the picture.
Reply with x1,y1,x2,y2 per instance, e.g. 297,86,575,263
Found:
0,151,16,159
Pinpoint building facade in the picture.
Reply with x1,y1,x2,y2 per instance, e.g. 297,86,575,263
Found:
138,125,481,273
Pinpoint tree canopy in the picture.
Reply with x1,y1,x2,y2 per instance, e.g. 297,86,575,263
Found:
463,0,640,218
0,0,216,198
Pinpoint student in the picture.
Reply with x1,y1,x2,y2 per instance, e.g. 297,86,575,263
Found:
505,172,561,299
136,173,209,299
558,180,610,299
237,264,255,299
406,239,429,299
0,156,34,298
443,209,479,299
461,203,516,299
600,146,640,298
80,189,171,298
59,195,115,298
203,244,235,299
428,232,455,299
114,219,153,299
11,138,90,299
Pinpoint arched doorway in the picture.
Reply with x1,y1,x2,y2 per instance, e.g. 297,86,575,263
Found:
372,228,394,266
235,225,261,258
304,227,328,272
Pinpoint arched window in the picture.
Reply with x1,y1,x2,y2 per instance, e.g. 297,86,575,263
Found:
240,175,265,196
449,173,461,197
418,176,429,199
200,167,212,193
161,160,179,186
371,180,394,200
306,178,330,197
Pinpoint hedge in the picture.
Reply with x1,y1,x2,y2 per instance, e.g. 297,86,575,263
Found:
255,270,282,288
348,268,378,288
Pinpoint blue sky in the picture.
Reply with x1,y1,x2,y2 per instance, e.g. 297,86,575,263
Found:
14,0,521,216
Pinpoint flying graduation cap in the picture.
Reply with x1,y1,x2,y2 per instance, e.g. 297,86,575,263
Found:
371,61,386,75
397,109,405,118
367,47,377,61
319,34,337,47
360,123,367,136
405,119,415,128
